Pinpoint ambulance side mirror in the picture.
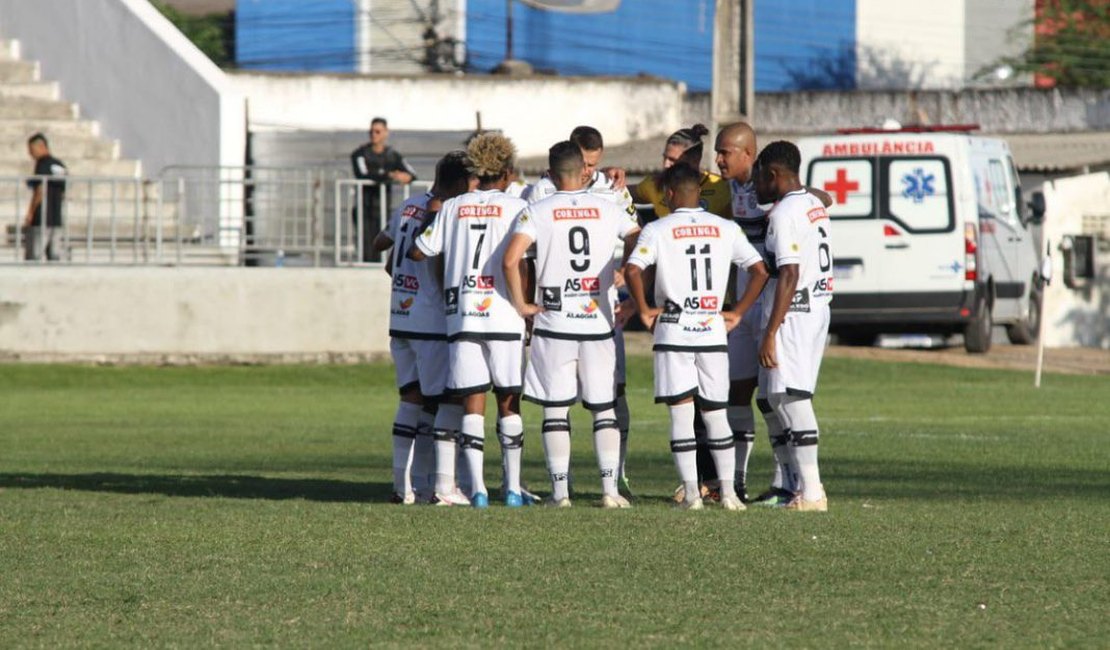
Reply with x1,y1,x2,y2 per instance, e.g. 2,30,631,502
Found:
1027,191,1046,225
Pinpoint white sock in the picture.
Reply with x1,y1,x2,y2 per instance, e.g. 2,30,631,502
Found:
498,414,524,495
728,404,755,492
668,402,699,501
433,403,463,495
615,392,630,481
542,407,571,501
592,408,620,497
761,397,794,492
391,402,421,495
411,407,436,496
460,413,487,498
703,408,737,499
783,395,823,501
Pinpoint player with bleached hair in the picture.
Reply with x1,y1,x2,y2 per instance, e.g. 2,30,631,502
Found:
753,141,834,512
626,163,769,511
372,151,474,505
410,133,530,508
503,140,641,508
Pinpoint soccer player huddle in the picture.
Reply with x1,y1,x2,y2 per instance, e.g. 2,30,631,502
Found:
374,122,834,512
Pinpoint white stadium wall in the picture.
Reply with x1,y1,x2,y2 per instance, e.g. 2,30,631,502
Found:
231,72,685,158
0,268,392,362
1039,172,1110,349
0,0,245,175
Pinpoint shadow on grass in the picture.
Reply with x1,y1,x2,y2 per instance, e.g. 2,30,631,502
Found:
0,472,394,503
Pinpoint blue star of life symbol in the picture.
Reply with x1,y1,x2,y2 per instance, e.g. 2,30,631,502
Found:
901,168,936,204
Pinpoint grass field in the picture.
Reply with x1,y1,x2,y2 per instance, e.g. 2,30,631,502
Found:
1,356,1107,648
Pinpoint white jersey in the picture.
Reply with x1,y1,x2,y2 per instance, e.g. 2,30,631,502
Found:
763,189,834,318
386,192,445,338
414,189,527,341
525,171,636,217
627,208,761,351
729,179,769,302
512,190,639,339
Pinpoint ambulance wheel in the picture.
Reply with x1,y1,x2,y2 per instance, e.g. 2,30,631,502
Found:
964,293,993,354
1006,273,1041,345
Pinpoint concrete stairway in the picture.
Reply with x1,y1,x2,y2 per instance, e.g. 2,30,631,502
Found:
0,39,200,263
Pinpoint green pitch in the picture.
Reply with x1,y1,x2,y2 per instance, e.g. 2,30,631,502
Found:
1,358,1107,647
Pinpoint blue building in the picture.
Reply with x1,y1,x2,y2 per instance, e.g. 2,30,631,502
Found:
237,1,1022,92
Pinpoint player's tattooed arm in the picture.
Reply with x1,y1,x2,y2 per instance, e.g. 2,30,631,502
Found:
805,186,834,208
760,263,799,369
724,261,769,332
625,264,660,331
502,233,542,318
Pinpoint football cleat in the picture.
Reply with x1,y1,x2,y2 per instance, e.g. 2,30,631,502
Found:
784,490,828,512
471,492,490,509
504,491,524,508
676,496,705,511
719,494,746,511
600,494,632,509
751,487,795,508
618,475,633,499
434,488,471,507
390,491,415,505
546,496,573,508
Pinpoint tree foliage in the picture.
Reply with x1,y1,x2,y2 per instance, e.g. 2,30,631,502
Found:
1001,0,1109,88
150,1,233,68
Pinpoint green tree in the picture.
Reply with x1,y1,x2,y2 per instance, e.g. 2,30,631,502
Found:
150,1,233,68
994,0,1109,88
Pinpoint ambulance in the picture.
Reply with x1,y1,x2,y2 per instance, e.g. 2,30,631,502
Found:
797,126,1044,353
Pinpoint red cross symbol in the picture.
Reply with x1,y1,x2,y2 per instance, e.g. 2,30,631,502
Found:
824,168,859,204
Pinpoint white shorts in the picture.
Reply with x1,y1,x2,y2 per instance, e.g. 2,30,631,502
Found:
524,335,617,411
765,304,830,398
390,337,448,397
446,338,524,396
727,300,763,382
653,350,729,410
614,325,627,387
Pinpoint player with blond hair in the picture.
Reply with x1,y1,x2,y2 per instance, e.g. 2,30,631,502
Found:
410,133,530,508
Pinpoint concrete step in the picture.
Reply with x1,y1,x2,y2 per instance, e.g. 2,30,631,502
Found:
0,240,237,266
0,118,98,138
0,60,38,83
0,96,75,120
0,82,59,101
0,158,139,177
0,137,117,162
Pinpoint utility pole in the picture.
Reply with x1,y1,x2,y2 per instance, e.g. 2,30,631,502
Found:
355,0,372,74
711,0,754,129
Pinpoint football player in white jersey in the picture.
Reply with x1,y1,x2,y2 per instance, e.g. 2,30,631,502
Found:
715,122,833,506
372,151,473,505
410,133,530,508
626,164,769,511
523,126,640,495
754,141,834,512
503,141,641,508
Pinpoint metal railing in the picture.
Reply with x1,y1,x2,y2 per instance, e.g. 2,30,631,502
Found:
1,167,430,267
334,179,431,266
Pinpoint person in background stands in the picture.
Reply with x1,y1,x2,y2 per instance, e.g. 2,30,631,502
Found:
351,117,417,263
24,132,67,262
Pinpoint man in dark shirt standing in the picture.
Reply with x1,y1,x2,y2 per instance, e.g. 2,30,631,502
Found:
24,133,67,262
350,117,416,262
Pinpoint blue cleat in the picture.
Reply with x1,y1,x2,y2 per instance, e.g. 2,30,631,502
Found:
471,492,489,509
505,491,524,508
